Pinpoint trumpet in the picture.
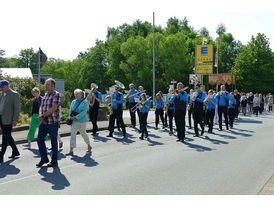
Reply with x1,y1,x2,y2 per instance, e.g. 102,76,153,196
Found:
174,86,189,97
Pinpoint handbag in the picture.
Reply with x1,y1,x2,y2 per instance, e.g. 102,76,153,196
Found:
66,98,85,125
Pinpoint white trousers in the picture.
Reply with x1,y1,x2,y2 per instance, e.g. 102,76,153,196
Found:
70,121,90,148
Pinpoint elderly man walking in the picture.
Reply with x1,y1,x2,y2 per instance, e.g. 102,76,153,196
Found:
0,80,20,164
36,78,61,167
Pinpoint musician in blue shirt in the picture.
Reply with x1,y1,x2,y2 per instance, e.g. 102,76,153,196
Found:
154,93,165,129
87,83,102,135
174,82,188,142
137,85,145,132
139,93,151,140
127,83,138,128
215,85,230,131
107,85,126,138
193,84,205,137
165,88,175,135
204,89,217,133
228,92,237,129
187,89,194,129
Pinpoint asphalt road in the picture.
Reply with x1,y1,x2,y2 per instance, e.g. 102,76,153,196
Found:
0,112,274,195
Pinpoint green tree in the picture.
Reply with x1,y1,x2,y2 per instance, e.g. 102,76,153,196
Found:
233,33,274,93
18,48,38,74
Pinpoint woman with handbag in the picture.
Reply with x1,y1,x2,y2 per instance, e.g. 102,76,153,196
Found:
66,89,92,156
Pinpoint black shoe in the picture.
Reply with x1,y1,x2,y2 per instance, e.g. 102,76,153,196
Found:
155,126,158,130
145,134,148,139
139,136,144,140
181,139,185,143
92,132,97,136
8,152,20,159
169,131,173,135
47,161,58,167
201,129,204,136
106,134,113,137
176,139,181,142
208,130,212,134
218,128,223,131
193,134,199,137
123,133,126,137
36,158,49,167
117,128,121,131
0,155,3,164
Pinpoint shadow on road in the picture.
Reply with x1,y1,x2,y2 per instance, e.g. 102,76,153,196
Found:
202,135,229,145
38,167,70,190
0,159,20,179
92,135,112,143
112,136,135,145
70,153,99,167
236,118,263,124
147,137,164,146
183,140,213,152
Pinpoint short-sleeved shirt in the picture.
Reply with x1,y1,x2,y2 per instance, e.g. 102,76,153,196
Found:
41,90,61,124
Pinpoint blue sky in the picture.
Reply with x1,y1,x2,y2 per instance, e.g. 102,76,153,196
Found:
0,0,273,60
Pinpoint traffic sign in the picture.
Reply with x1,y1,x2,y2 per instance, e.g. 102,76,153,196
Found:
170,80,177,84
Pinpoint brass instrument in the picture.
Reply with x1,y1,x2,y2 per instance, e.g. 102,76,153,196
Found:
105,95,113,116
187,95,192,110
107,80,125,116
131,96,152,112
165,96,170,112
87,83,98,107
174,86,189,97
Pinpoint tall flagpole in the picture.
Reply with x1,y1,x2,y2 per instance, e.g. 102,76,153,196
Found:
153,12,155,104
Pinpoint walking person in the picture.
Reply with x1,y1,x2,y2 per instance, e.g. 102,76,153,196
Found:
0,80,20,164
240,94,247,116
164,88,174,128
139,93,151,140
247,92,254,115
174,82,188,142
154,93,165,129
166,93,175,135
107,85,126,137
66,89,91,156
192,84,205,137
268,95,273,112
87,83,102,136
234,89,241,118
127,83,138,128
36,78,61,167
259,94,264,114
26,87,48,148
204,90,217,134
253,93,260,117
228,92,237,129
216,85,230,131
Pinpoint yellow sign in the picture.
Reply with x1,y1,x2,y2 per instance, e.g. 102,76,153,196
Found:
202,37,207,45
195,44,213,74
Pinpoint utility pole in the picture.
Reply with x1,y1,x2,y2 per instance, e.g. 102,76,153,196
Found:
153,12,155,104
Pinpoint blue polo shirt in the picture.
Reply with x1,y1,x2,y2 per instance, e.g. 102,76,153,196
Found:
205,96,217,110
176,91,188,104
108,92,124,110
229,98,237,109
196,90,205,103
154,99,164,109
167,95,175,110
140,101,151,113
128,89,138,103
216,91,230,106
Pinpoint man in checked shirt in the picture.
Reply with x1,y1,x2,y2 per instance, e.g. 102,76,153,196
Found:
36,78,61,167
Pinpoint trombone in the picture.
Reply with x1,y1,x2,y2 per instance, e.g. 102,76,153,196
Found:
174,86,189,97
131,96,152,113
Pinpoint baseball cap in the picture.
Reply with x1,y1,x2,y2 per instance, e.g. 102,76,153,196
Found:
0,80,9,88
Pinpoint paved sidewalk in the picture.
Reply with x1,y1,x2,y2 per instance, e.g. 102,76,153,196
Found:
0,110,156,146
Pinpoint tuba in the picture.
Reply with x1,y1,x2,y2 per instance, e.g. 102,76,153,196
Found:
88,83,98,107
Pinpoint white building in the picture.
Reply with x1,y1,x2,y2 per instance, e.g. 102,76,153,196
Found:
0,68,33,78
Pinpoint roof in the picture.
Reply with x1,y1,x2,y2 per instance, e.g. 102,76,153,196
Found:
0,68,33,79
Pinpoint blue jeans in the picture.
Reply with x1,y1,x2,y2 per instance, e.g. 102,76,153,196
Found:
37,122,58,162
242,107,247,115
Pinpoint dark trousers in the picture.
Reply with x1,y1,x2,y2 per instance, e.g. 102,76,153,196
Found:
164,111,168,127
140,112,148,136
206,109,215,132
129,102,137,126
89,107,99,133
193,109,204,136
0,117,19,159
167,110,174,132
155,108,164,127
188,109,193,128
175,110,186,140
218,106,229,130
228,108,236,127
253,106,259,116
37,122,58,162
109,109,126,135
